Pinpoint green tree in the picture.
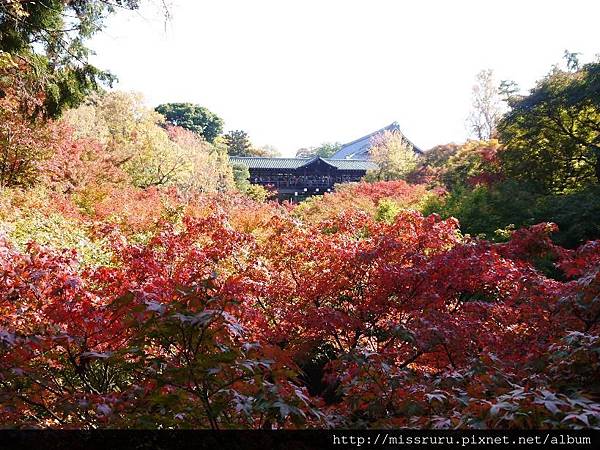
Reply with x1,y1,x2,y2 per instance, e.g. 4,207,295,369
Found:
223,130,253,156
0,0,144,118
498,58,600,193
295,142,342,158
232,163,251,191
422,180,541,241
155,103,224,143
422,180,600,248
231,163,269,201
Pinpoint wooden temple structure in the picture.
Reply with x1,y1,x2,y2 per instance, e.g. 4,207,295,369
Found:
229,156,377,200
230,122,421,201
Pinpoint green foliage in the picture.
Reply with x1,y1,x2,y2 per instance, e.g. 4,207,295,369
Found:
244,183,270,202
374,199,401,223
0,187,111,266
422,181,541,240
0,1,142,118
232,163,251,191
424,181,600,247
155,103,224,143
222,129,253,156
296,142,342,158
414,60,600,249
3,211,111,267
315,142,342,157
498,60,600,193
231,163,269,201
535,186,600,248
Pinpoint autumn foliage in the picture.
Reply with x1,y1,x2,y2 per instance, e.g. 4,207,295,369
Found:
1,186,599,429
3,1,600,433
294,180,432,224
0,65,599,431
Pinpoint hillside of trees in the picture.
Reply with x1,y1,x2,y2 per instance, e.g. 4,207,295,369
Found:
0,1,599,430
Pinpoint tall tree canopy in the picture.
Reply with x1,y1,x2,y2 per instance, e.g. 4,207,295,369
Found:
222,129,253,156
155,103,224,143
0,0,143,118
499,58,600,193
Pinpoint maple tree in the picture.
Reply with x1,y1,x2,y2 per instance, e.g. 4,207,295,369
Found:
1,187,599,428
41,122,127,196
295,180,431,224
0,58,59,188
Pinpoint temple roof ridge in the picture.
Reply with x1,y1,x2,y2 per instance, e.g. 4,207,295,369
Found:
338,122,401,149
331,122,422,160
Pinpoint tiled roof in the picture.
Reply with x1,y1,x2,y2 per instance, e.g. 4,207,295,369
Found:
327,159,378,170
331,122,422,160
230,157,310,169
230,156,377,171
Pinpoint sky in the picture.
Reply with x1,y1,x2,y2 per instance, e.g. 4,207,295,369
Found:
89,0,600,156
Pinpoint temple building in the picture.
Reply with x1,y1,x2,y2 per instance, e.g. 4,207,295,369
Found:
230,156,377,200
330,122,422,159
230,122,420,201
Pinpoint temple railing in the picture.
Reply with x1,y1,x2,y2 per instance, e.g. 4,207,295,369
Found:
251,176,360,189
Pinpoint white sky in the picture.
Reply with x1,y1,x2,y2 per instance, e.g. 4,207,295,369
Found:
89,0,600,156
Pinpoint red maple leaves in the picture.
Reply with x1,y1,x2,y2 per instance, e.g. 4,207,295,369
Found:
1,194,599,428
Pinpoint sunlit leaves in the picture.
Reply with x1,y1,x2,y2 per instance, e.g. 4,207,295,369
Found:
1,184,599,429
